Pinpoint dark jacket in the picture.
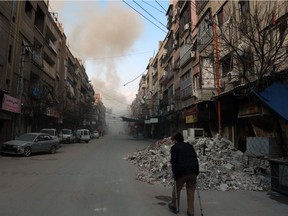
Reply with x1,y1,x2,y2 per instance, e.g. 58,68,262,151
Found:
170,141,199,179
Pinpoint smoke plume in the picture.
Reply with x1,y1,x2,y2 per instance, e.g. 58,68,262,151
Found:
50,1,143,117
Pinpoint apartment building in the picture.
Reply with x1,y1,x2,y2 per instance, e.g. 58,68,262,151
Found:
0,1,98,143
134,0,288,153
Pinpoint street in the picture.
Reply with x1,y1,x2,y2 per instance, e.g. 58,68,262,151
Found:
0,134,288,216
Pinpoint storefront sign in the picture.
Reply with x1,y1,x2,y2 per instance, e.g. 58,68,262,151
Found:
44,107,60,118
144,120,150,124
238,103,268,117
150,118,158,123
1,94,21,113
185,115,198,123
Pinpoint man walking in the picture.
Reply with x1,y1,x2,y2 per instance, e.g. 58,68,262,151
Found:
168,132,199,216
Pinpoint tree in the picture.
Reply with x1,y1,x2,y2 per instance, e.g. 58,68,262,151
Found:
215,0,288,90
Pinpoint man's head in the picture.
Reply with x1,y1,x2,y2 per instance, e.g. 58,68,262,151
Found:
172,132,184,143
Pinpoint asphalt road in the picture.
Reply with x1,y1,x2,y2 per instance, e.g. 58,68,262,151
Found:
0,134,171,216
0,134,288,216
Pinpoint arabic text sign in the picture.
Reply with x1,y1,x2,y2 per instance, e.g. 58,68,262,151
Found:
2,94,21,113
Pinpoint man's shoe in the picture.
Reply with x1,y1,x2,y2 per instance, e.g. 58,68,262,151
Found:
168,203,178,214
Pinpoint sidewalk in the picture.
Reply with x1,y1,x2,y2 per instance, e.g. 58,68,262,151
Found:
178,190,288,216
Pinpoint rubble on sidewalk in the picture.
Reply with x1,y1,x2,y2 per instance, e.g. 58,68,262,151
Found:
124,136,271,191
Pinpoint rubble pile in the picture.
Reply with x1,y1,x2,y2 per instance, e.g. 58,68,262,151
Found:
194,136,270,191
124,138,174,186
125,136,272,191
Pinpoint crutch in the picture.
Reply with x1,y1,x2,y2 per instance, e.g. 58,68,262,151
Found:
174,180,179,215
196,181,204,216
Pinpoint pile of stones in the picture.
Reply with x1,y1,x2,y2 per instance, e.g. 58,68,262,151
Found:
124,136,271,191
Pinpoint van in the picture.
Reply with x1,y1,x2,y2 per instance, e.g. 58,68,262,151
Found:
59,129,75,144
40,128,58,140
75,129,90,143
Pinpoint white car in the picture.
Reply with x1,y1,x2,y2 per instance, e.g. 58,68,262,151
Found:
91,131,100,139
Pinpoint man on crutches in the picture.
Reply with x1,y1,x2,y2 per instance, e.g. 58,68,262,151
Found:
168,132,199,216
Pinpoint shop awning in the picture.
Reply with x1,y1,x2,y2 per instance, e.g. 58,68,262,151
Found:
121,116,144,123
253,81,288,121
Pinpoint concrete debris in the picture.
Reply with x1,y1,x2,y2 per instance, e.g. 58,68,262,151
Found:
125,136,271,191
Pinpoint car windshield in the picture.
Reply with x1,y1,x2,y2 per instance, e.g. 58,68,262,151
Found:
15,133,37,141
62,129,71,134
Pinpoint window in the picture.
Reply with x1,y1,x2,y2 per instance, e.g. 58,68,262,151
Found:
217,8,224,28
44,135,52,140
279,20,288,42
239,0,250,18
25,0,33,18
221,54,233,76
197,10,213,51
8,45,12,63
242,51,254,76
37,135,44,141
12,0,17,22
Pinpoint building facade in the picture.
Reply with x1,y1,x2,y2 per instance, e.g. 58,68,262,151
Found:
0,1,101,143
133,0,288,155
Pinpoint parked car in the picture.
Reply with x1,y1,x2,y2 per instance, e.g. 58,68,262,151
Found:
90,131,100,139
0,133,60,157
59,129,75,144
40,128,58,140
75,129,90,143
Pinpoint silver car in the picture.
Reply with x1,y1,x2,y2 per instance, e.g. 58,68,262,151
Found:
0,133,60,157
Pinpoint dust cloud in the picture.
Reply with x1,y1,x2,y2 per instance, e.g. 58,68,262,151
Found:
50,1,143,133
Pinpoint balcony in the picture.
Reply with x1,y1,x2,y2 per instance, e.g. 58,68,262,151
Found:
43,60,56,79
180,43,193,67
167,70,174,81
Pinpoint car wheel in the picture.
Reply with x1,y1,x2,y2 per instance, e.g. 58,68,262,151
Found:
50,145,57,154
23,147,32,157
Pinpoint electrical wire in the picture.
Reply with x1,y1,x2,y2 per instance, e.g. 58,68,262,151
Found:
123,70,147,86
155,0,166,11
141,0,166,14
122,0,167,33
133,0,167,29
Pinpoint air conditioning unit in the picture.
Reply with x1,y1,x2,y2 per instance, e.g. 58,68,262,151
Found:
192,89,198,97
227,71,239,83
184,23,190,30
190,51,196,58
172,16,176,23
220,79,225,89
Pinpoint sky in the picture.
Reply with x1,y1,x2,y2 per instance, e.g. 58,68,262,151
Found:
49,0,170,121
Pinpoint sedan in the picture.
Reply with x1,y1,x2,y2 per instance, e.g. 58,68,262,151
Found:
0,133,60,157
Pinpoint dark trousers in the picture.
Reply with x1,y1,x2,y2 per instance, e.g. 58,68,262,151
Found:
171,174,197,215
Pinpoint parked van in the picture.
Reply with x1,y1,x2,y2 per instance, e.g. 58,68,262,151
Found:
59,129,75,144
40,128,58,140
75,129,90,143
